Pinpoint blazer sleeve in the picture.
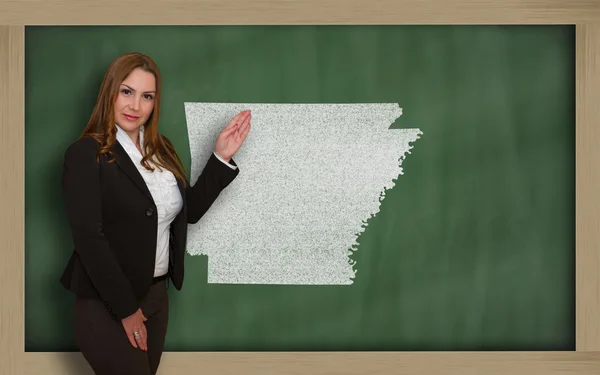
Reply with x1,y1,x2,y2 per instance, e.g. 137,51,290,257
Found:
61,137,139,320
186,152,240,224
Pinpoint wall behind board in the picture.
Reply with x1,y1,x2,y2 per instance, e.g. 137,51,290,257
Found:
24,25,575,352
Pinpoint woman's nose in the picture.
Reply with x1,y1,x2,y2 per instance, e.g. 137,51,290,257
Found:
130,96,141,111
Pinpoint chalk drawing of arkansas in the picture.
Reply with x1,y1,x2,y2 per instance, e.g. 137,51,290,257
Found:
183,103,422,285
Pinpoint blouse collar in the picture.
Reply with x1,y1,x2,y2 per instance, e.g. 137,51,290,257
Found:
115,123,145,157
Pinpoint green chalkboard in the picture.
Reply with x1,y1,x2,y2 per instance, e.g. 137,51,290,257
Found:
25,25,575,352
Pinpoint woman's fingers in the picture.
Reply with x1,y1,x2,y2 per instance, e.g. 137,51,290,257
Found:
126,326,138,349
222,110,251,138
136,310,148,351
228,111,250,135
238,120,251,142
239,112,251,131
224,110,250,133
232,115,251,142
138,324,148,351
220,124,237,138
129,325,147,351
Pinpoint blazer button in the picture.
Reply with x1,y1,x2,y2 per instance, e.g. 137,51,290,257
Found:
146,208,153,216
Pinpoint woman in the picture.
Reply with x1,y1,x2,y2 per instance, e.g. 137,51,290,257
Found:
59,52,251,375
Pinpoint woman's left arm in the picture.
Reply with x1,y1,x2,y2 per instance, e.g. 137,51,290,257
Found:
184,109,251,224
185,152,239,223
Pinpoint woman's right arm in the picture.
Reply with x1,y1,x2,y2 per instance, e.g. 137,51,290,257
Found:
61,137,140,320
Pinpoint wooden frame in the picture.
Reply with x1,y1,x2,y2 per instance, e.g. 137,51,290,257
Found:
2,1,599,374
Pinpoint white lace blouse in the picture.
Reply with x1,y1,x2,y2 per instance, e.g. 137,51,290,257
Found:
115,124,236,277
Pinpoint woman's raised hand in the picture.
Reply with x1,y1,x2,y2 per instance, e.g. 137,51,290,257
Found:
214,110,251,162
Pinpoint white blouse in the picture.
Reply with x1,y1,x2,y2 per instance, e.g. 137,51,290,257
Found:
115,124,236,277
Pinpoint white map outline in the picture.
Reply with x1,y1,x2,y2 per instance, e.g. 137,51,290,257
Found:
184,103,422,285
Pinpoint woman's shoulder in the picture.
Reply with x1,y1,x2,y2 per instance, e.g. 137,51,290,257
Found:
64,135,101,159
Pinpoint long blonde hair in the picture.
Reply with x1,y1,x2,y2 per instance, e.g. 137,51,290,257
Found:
81,52,187,186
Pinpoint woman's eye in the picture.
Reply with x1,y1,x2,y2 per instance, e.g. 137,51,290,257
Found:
121,89,130,95
144,94,154,100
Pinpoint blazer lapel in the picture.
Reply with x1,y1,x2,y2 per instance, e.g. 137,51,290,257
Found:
112,140,155,203
176,172,187,217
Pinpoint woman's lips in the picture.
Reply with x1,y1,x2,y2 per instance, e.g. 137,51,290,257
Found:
124,114,139,121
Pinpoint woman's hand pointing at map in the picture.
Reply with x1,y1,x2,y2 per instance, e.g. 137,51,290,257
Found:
214,110,251,162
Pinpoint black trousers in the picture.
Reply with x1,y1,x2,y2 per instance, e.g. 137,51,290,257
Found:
73,278,169,375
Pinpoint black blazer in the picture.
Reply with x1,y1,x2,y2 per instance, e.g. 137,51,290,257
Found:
59,135,239,321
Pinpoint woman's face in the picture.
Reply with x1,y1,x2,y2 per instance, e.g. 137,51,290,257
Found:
114,67,156,136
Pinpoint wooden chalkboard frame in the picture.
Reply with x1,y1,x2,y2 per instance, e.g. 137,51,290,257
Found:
2,1,599,374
